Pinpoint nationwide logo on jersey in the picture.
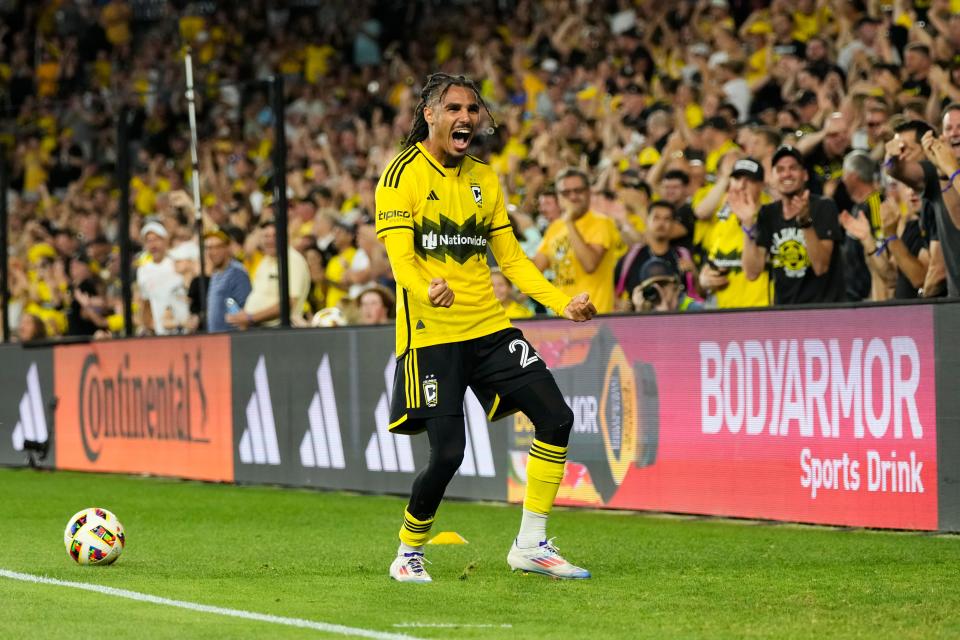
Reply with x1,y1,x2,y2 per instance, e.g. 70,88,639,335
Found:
415,214,491,263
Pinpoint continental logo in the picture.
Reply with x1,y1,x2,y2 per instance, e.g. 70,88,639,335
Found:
377,209,410,222
78,351,209,462
415,214,491,264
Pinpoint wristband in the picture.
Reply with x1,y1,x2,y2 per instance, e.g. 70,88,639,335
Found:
883,157,896,169
942,167,960,192
741,223,757,241
874,234,897,256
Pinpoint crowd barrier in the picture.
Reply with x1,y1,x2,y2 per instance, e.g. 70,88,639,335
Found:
3,301,958,532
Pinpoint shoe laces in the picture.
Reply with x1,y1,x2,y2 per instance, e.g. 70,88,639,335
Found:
538,538,563,557
403,552,431,575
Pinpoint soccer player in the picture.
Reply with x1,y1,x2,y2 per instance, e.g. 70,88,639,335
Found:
375,73,596,583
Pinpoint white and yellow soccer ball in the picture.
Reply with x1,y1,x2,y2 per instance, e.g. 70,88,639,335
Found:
63,508,126,565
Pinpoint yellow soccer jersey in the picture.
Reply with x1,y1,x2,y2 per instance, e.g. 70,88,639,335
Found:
537,211,620,314
376,143,541,355
704,201,771,309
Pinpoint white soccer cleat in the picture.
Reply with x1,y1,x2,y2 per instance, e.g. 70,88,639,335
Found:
507,538,591,579
389,552,433,583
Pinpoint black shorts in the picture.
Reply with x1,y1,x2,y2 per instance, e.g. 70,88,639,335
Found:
388,327,553,435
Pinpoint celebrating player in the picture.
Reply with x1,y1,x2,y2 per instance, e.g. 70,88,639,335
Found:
375,73,596,582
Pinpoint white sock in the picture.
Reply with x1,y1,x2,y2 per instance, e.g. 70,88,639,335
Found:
516,509,548,548
398,542,423,556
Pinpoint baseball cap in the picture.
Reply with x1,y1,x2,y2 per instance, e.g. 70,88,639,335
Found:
730,157,765,182
639,257,679,283
141,221,169,239
772,145,804,167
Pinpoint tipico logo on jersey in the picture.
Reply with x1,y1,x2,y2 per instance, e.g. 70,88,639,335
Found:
299,354,346,470
10,363,48,452
238,356,281,465
368,356,495,477
415,214,491,263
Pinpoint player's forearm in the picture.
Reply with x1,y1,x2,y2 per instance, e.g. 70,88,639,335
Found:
490,233,570,315
383,233,432,305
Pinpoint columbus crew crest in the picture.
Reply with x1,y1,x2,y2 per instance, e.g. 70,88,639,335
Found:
471,184,482,206
422,376,439,408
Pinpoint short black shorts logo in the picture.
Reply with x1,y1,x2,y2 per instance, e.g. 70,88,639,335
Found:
422,375,439,407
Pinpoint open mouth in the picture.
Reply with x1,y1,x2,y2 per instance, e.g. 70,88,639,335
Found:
451,127,472,152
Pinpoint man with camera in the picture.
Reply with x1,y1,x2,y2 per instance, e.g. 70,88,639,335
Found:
736,146,846,305
613,200,699,309
632,257,703,313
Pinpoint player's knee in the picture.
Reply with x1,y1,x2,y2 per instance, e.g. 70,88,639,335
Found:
535,403,574,447
430,443,465,477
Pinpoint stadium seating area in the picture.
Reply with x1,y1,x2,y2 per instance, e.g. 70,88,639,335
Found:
2,0,958,341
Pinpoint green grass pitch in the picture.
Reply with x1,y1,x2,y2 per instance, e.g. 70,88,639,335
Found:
3,467,959,639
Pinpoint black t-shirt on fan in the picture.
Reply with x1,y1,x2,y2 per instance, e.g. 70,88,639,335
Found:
755,194,846,305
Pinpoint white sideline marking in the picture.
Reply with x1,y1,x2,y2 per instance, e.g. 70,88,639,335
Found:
394,623,513,629
0,569,421,640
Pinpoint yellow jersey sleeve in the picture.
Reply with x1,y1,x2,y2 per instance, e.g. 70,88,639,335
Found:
489,231,570,316
487,180,514,239
383,234,432,306
375,148,417,238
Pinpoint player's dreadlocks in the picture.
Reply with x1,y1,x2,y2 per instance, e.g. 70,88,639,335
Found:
402,72,497,149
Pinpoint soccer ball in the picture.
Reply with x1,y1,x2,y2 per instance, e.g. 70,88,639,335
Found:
63,508,126,565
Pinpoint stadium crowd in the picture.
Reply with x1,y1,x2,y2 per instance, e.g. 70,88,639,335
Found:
3,0,960,342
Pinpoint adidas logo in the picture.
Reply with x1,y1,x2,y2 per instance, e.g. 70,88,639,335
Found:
426,190,440,201
368,356,415,472
366,355,495,477
299,355,345,469
10,363,47,452
238,356,281,465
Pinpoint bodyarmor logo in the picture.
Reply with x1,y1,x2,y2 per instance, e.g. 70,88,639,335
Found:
423,376,439,408
415,214,491,263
